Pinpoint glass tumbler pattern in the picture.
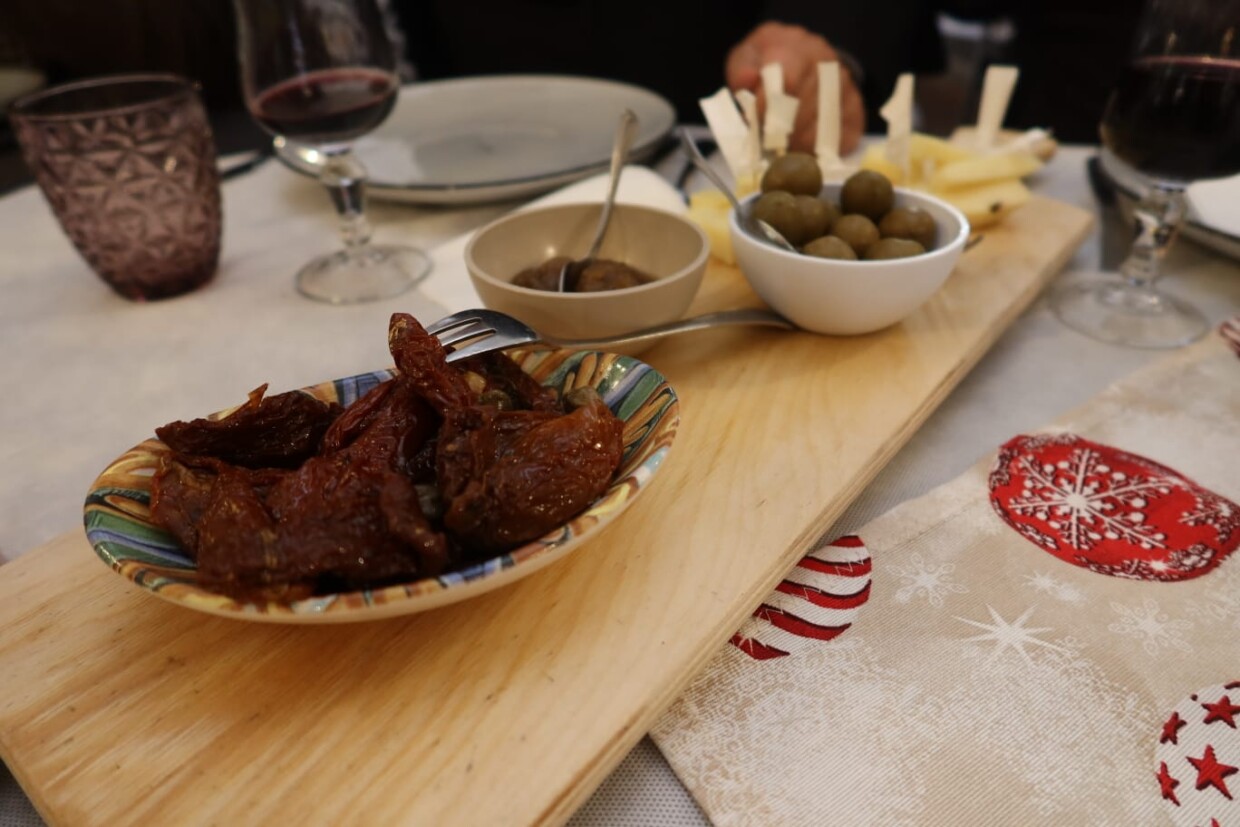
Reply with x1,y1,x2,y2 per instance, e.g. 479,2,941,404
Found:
10,73,222,300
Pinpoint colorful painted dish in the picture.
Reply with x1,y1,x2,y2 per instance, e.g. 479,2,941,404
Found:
83,349,678,623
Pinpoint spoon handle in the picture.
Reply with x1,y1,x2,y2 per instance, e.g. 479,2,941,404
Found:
587,109,639,261
545,308,796,351
678,128,798,253
678,127,744,212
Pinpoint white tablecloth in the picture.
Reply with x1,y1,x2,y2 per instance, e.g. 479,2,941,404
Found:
1,144,1238,826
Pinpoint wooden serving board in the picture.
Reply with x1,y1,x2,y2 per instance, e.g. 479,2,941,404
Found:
0,195,1092,826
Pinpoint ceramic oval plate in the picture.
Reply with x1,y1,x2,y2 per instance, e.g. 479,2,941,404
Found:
273,75,676,205
83,349,678,623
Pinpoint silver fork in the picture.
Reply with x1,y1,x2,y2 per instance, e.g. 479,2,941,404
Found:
426,307,795,362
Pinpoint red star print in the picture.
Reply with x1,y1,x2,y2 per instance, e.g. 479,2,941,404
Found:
1157,761,1180,805
1187,744,1238,799
1161,711,1187,744
1201,694,1240,728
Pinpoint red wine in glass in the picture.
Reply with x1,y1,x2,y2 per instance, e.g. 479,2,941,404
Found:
234,0,429,304
1053,0,1240,348
251,68,398,145
1100,56,1240,182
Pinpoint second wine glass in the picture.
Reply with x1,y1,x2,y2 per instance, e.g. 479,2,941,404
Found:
234,0,430,304
1051,0,1240,348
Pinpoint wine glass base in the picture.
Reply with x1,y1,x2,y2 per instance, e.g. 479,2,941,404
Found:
1050,281,1208,349
295,244,431,305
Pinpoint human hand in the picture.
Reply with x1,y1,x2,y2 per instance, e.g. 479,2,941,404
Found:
725,21,865,155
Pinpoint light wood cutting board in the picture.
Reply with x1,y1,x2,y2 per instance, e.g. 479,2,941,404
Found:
0,195,1092,826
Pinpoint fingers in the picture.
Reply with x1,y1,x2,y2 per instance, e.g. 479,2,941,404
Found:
724,39,763,93
727,21,867,155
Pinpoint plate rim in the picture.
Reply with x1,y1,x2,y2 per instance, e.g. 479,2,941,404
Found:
82,349,679,624
274,74,677,202
1096,150,1240,261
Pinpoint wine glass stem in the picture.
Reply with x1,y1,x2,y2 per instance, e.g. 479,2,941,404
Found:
1119,184,1185,291
319,150,374,252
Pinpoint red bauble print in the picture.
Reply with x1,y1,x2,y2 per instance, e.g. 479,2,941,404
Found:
730,536,872,660
989,433,1239,582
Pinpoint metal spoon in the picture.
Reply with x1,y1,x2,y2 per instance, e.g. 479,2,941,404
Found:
678,127,797,253
556,109,639,292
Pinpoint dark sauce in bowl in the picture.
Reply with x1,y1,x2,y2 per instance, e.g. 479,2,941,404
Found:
512,257,656,292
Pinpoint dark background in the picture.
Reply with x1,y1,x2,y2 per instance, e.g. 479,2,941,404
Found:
0,0,1140,194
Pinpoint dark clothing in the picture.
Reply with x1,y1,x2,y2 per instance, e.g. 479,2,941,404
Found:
944,0,1144,142
2,0,936,157
392,0,944,132
1,0,1143,153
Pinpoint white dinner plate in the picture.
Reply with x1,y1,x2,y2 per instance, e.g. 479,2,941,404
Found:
274,75,677,205
1098,150,1240,261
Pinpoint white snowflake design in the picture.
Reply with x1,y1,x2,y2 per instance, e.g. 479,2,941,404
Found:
1080,544,1216,581
1107,598,1193,657
1181,491,1240,544
988,432,1079,488
1011,517,1059,550
955,605,1070,665
1021,571,1085,603
1004,447,1177,552
886,552,968,608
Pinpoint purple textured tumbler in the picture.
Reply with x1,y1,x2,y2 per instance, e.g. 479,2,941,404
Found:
10,73,222,300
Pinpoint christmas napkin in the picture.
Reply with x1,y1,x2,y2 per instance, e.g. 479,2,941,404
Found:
653,324,1240,827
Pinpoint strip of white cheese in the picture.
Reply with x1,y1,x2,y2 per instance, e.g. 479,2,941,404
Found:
975,65,1020,152
699,87,752,192
879,73,915,179
761,63,799,155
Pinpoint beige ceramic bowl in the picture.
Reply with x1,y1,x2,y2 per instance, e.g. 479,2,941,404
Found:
464,202,709,353
730,184,970,335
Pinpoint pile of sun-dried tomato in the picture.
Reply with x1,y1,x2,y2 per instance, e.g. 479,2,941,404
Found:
149,313,625,601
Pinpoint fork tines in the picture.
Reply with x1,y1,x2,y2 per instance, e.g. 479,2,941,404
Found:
426,312,497,349
425,308,540,363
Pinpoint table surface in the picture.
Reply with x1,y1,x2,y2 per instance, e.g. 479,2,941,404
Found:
1,143,1238,827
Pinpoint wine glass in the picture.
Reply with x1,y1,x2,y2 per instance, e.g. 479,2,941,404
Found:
233,0,430,304
1051,0,1240,348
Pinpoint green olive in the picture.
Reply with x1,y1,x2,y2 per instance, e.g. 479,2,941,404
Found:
751,190,809,245
795,195,836,241
761,152,823,196
864,237,927,260
831,214,881,256
879,207,937,250
802,235,858,260
840,169,895,221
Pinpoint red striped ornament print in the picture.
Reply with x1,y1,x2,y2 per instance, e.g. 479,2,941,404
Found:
730,536,872,660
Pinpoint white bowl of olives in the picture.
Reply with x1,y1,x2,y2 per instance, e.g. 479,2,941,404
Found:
730,157,970,336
